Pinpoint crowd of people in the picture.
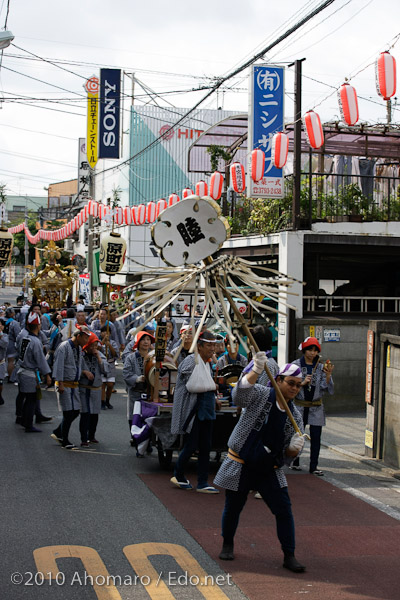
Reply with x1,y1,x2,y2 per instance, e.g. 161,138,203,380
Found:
0,293,335,574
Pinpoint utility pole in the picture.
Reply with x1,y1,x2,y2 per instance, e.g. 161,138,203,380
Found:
87,169,95,300
290,58,306,231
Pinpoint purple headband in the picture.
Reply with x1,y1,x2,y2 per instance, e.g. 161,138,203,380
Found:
278,363,302,378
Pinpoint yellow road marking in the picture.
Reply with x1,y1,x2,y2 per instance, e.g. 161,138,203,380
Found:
123,542,230,600
33,545,122,600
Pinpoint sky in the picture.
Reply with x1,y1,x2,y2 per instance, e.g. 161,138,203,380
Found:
0,0,399,200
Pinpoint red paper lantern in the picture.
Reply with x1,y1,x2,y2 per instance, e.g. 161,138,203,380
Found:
209,172,223,200
114,207,123,225
124,206,132,225
303,110,324,149
272,132,289,169
251,149,265,182
376,51,396,100
146,201,157,223
182,188,193,199
156,199,167,216
338,83,359,126
168,193,180,207
230,162,245,193
195,180,208,197
136,204,146,225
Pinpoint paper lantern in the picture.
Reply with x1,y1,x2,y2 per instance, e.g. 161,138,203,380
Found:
230,162,245,193
99,231,126,275
88,200,99,217
146,201,157,223
195,180,208,197
168,193,180,207
272,132,289,168
376,51,396,100
303,110,324,149
209,171,224,200
156,199,167,216
251,149,265,182
112,207,122,225
338,83,359,126
124,206,132,225
136,204,146,225
182,188,194,199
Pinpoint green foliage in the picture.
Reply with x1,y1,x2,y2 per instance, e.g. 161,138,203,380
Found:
206,145,232,172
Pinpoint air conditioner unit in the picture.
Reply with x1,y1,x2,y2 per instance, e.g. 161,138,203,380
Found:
64,239,74,252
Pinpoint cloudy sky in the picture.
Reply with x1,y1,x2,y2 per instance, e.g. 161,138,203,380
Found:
0,0,399,198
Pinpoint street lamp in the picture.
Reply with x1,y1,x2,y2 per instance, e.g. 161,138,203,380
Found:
0,30,14,49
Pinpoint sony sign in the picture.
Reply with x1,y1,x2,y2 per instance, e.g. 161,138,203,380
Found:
99,68,121,159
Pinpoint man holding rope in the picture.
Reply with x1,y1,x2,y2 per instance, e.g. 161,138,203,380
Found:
214,358,306,573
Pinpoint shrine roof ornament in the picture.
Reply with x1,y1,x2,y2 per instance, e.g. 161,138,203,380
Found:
151,195,230,267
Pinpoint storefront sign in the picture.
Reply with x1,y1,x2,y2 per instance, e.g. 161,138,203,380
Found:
323,328,340,342
365,329,374,404
248,64,285,198
99,69,121,159
85,75,99,168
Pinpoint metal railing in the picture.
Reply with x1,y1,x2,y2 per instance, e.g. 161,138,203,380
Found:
304,296,400,314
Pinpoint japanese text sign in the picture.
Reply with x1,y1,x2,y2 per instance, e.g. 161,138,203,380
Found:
248,65,285,198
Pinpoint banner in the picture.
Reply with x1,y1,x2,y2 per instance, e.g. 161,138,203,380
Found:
85,75,100,168
99,68,121,159
79,273,91,304
248,64,285,198
78,138,90,203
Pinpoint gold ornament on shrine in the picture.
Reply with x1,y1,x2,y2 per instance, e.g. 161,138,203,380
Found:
29,240,79,309
0,227,13,268
99,231,126,275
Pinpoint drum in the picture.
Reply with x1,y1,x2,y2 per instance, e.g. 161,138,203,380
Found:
144,350,178,399
217,363,244,386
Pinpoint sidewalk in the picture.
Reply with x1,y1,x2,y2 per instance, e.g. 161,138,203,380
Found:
322,410,400,478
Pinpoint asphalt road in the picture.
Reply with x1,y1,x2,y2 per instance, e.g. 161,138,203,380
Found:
0,369,247,600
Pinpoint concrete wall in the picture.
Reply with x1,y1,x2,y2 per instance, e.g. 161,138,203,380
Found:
383,341,400,469
296,317,369,412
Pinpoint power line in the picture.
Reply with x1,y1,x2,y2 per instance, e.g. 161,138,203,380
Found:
96,0,337,178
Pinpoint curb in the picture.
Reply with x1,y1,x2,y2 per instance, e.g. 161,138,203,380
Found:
321,441,400,480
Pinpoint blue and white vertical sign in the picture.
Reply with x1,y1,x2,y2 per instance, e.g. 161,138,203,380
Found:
99,68,121,159
248,64,285,198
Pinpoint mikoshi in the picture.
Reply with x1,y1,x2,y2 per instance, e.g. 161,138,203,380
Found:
124,195,305,435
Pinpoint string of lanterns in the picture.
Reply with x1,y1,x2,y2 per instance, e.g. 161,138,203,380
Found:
8,51,396,244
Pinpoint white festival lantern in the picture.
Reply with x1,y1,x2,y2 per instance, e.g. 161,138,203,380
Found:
151,195,230,267
271,132,289,169
251,149,265,182
99,231,126,275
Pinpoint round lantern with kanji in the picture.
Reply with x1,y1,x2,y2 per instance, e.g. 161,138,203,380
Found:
230,162,245,193
99,232,127,275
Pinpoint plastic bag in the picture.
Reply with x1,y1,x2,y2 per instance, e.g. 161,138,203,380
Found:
186,357,216,393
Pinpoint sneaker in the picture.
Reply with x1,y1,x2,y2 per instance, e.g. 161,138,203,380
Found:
62,443,77,450
283,554,306,573
254,492,262,499
170,476,193,490
289,465,302,471
196,485,219,494
105,402,113,409
36,415,52,423
310,469,324,476
25,426,42,433
89,438,99,444
50,433,63,444
80,442,90,447
101,403,107,410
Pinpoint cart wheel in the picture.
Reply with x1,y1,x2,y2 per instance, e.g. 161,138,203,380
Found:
157,441,173,468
